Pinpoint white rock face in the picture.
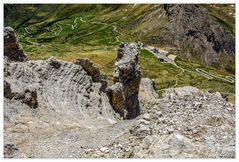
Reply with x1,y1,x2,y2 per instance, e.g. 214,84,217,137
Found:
139,78,158,101
4,57,118,158
162,86,200,99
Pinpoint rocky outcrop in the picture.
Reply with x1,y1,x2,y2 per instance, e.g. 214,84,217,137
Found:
4,56,117,126
108,83,125,117
139,78,158,101
158,4,235,67
4,56,119,157
75,58,108,91
109,43,141,119
4,81,38,109
4,28,119,158
4,27,27,62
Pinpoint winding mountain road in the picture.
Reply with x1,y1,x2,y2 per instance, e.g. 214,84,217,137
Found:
24,27,30,34
147,47,235,86
55,22,62,36
65,16,123,43
24,27,40,45
113,25,123,42
23,17,234,86
196,68,235,83
23,16,123,45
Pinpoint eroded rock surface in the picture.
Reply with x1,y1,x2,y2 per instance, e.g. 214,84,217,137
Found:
75,58,108,92
109,43,141,119
85,87,235,158
4,28,235,158
131,86,235,158
139,78,158,101
4,27,27,62
4,56,118,158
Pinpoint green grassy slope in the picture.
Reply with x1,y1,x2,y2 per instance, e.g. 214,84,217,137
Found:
4,4,235,100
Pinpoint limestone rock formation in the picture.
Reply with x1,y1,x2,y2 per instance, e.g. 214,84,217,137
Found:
4,56,120,157
4,56,117,125
4,27,27,62
162,86,200,99
108,83,125,117
75,58,108,91
139,78,158,101
109,43,141,119
131,86,235,158
4,28,119,158
134,133,219,158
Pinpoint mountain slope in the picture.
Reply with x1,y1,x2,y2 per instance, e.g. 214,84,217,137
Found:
3,26,235,159
4,4,235,96
4,4,235,68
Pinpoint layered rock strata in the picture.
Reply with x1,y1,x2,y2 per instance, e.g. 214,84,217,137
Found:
4,27,118,158
75,58,108,92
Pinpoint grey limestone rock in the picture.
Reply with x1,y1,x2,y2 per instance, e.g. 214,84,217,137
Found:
109,43,141,119
139,78,158,101
4,44,118,158
75,58,108,92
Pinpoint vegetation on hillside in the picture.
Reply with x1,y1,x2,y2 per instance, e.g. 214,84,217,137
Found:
4,4,235,100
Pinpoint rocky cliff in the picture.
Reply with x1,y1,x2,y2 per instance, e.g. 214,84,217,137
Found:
109,43,141,119
158,4,235,67
75,58,108,92
4,27,27,62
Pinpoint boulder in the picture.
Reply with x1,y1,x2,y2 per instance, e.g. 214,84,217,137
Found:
162,86,200,99
139,78,158,101
134,133,217,158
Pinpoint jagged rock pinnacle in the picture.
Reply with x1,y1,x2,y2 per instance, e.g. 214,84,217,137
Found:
4,27,27,62
109,43,141,119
